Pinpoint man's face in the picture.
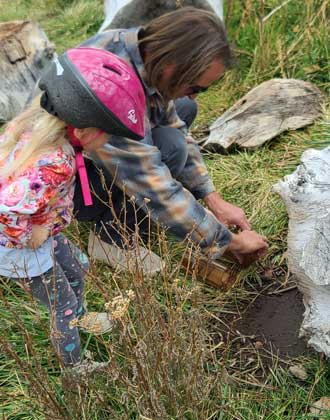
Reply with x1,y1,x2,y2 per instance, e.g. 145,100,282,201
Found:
161,59,226,100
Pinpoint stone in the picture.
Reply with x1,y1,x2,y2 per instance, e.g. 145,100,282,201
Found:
310,397,330,418
289,365,308,381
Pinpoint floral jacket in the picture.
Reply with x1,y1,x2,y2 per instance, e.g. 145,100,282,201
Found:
0,131,75,249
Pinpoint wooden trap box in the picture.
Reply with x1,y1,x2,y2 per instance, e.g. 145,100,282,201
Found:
181,254,238,291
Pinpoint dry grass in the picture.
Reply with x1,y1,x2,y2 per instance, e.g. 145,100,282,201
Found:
1,0,330,418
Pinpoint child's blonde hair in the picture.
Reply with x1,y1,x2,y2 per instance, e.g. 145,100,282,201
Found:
0,96,72,179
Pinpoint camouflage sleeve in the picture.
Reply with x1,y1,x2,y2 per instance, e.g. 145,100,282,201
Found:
165,101,215,200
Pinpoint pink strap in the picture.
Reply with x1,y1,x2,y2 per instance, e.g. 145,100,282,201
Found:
75,150,93,206
67,126,103,207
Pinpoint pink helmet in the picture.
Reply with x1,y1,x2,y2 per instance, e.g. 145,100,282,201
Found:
39,47,146,207
39,47,145,140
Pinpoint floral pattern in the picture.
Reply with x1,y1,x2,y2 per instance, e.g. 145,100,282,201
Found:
0,132,75,248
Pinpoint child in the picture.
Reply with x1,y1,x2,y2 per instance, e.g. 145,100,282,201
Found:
0,47,145,371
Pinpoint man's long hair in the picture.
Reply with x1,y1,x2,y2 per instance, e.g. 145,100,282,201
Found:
138,7,234,100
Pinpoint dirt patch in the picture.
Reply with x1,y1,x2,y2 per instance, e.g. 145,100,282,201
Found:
207,274,317,380
236,288,310,359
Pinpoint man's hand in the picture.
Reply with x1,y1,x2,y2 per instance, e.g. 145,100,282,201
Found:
204,192,251,231
227,230,268,260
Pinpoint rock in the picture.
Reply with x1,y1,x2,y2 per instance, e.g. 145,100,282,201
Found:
310,397,330,418
255,341,264,349
204,79,324,151
273,147,330,356
260,269,273,282
289,365,308,381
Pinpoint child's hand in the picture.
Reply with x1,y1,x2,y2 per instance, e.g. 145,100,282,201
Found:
28,225,49,249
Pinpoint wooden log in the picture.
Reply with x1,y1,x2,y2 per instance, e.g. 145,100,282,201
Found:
99,0,131,31
0,20,55,122
99,0,223,32
204,79,324,151
273,147,330,356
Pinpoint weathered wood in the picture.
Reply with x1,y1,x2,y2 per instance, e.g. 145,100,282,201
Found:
99,0,131,31
273,147,330,356
99,0,224,32
204,79,324,151
0,21,55,122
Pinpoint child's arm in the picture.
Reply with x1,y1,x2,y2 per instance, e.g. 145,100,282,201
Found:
28,224,50,249
0,152,75,248
28,158,75,245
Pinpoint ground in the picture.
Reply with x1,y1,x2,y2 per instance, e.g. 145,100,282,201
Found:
237,287,308,359
1,1,330,419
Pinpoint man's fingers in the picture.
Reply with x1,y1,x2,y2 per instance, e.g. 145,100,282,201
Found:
240,220,251,231
260,236,269,245
231,251,244,264
257,247,268,257
237,214,251,231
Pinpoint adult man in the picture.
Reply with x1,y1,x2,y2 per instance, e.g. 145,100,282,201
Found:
74,7,268,274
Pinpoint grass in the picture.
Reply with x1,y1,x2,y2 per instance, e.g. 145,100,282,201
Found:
1,0,330,418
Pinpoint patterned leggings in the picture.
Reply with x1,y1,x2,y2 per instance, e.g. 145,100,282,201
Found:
21,234,89,367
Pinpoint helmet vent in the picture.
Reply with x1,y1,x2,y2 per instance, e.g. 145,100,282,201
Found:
103,64,122,76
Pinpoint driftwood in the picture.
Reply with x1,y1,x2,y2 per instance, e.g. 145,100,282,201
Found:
273,147,330,356
0,21,55,122
204,79,324,151
99,0,224,32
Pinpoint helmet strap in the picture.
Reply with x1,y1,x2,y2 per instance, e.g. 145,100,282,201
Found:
67,126,93,207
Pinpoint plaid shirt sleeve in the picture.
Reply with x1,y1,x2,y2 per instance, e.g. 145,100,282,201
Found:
94,136,232,255
81,29,230,254
164,101,216,200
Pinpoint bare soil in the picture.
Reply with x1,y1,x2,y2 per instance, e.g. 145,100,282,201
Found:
208,270,317,382
236,288,310,359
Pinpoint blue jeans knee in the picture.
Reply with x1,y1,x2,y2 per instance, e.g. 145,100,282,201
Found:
152,127,188,178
